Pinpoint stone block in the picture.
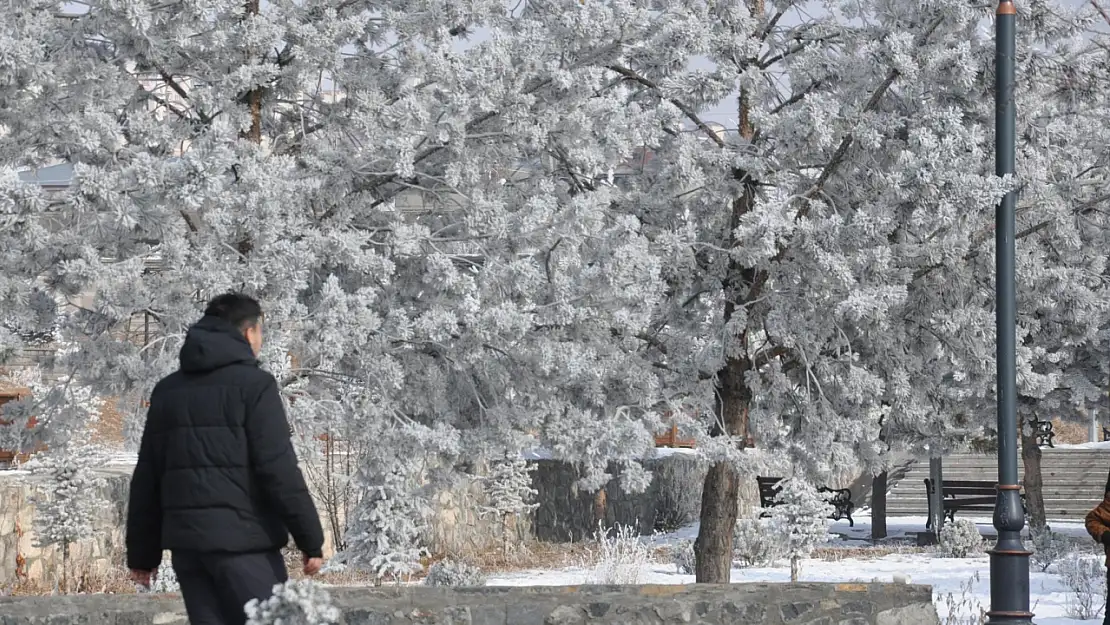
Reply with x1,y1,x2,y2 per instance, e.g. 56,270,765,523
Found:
876,604,942,625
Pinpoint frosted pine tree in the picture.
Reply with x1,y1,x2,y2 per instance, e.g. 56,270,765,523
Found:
150,560,180,594
342,466,428,585
28,445,105,592
3,0,1110,587
769,479,832,582
245,580,340,625
481,455,539,554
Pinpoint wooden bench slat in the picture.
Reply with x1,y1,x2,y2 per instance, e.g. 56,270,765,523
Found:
924,477,1026,529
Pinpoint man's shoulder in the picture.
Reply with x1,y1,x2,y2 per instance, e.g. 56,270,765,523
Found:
156,363,274,388
223,363,276,389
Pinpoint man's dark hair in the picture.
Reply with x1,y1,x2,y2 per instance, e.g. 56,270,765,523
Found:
204,293,263,330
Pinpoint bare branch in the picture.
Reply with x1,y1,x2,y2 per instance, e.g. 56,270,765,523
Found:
606,64,727,148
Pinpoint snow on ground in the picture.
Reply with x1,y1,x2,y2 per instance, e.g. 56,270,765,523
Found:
1056,440,1110,450
485,514,1106,624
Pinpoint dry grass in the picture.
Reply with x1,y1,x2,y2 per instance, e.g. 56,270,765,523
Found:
2,561,138,596
1051,418,1090,445
811,544,930,562
462,541,601,573
90,397,127,447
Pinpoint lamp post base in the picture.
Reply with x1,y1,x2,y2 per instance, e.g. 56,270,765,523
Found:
985,551,1034,624
987,488,1033,624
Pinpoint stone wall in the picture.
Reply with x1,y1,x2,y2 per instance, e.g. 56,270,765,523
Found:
0,582,940,624
0,467,130,589
531,454,759,542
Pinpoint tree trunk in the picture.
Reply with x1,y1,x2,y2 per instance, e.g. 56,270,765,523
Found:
929,456,944,538
62,542,70,594
693,0,764,584
790,556,800,582
694,362,750,582
237,0,262,258
695,461,740,582
871,471,888,540
1021,412,1047,532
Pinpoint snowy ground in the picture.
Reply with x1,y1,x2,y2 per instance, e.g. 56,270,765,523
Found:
485,514,1107,624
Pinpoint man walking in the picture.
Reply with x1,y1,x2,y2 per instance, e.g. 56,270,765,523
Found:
126,293,325,625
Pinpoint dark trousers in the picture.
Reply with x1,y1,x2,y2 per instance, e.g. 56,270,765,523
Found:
172,550,288,625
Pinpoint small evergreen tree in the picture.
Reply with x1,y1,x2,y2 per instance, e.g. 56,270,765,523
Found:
768,479,832,582
29,445,104,592
245,580,340,625
481,455,539,554
341,466,427,585
150,560,180,594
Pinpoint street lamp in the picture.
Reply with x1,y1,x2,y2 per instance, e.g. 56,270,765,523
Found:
988,0,1033,623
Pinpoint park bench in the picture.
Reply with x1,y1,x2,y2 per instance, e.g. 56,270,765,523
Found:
923,478,1025,529
1027,416,1054,448
756,476,856,527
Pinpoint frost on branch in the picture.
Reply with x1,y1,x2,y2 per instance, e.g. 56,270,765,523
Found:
244,580,340,625
768,479,832,581
0,367,103,460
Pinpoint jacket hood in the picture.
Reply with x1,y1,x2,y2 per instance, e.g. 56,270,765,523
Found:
179,316,257,374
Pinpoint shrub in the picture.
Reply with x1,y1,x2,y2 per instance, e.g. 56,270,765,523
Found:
939,520,984,558
1029,526,1071,573
245,580,340,625
671,540,696,575
652,456,705,532
585,523,652,585
941,573,986,625
1058,552,1106,620
733,518,786,568
423,559,487,587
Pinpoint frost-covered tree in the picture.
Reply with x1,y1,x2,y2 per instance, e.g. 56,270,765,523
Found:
245,580,340,625
4,0,1110,586
28,445,105,592
768,479,831,581
341,465,428,584
481,455,539,552
939,519,985,559
149,560,180,594
423,558,487,587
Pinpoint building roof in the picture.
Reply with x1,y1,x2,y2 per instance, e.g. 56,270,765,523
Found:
16,163,75,189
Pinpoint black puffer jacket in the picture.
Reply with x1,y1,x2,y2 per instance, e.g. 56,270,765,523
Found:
126,316,324,571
